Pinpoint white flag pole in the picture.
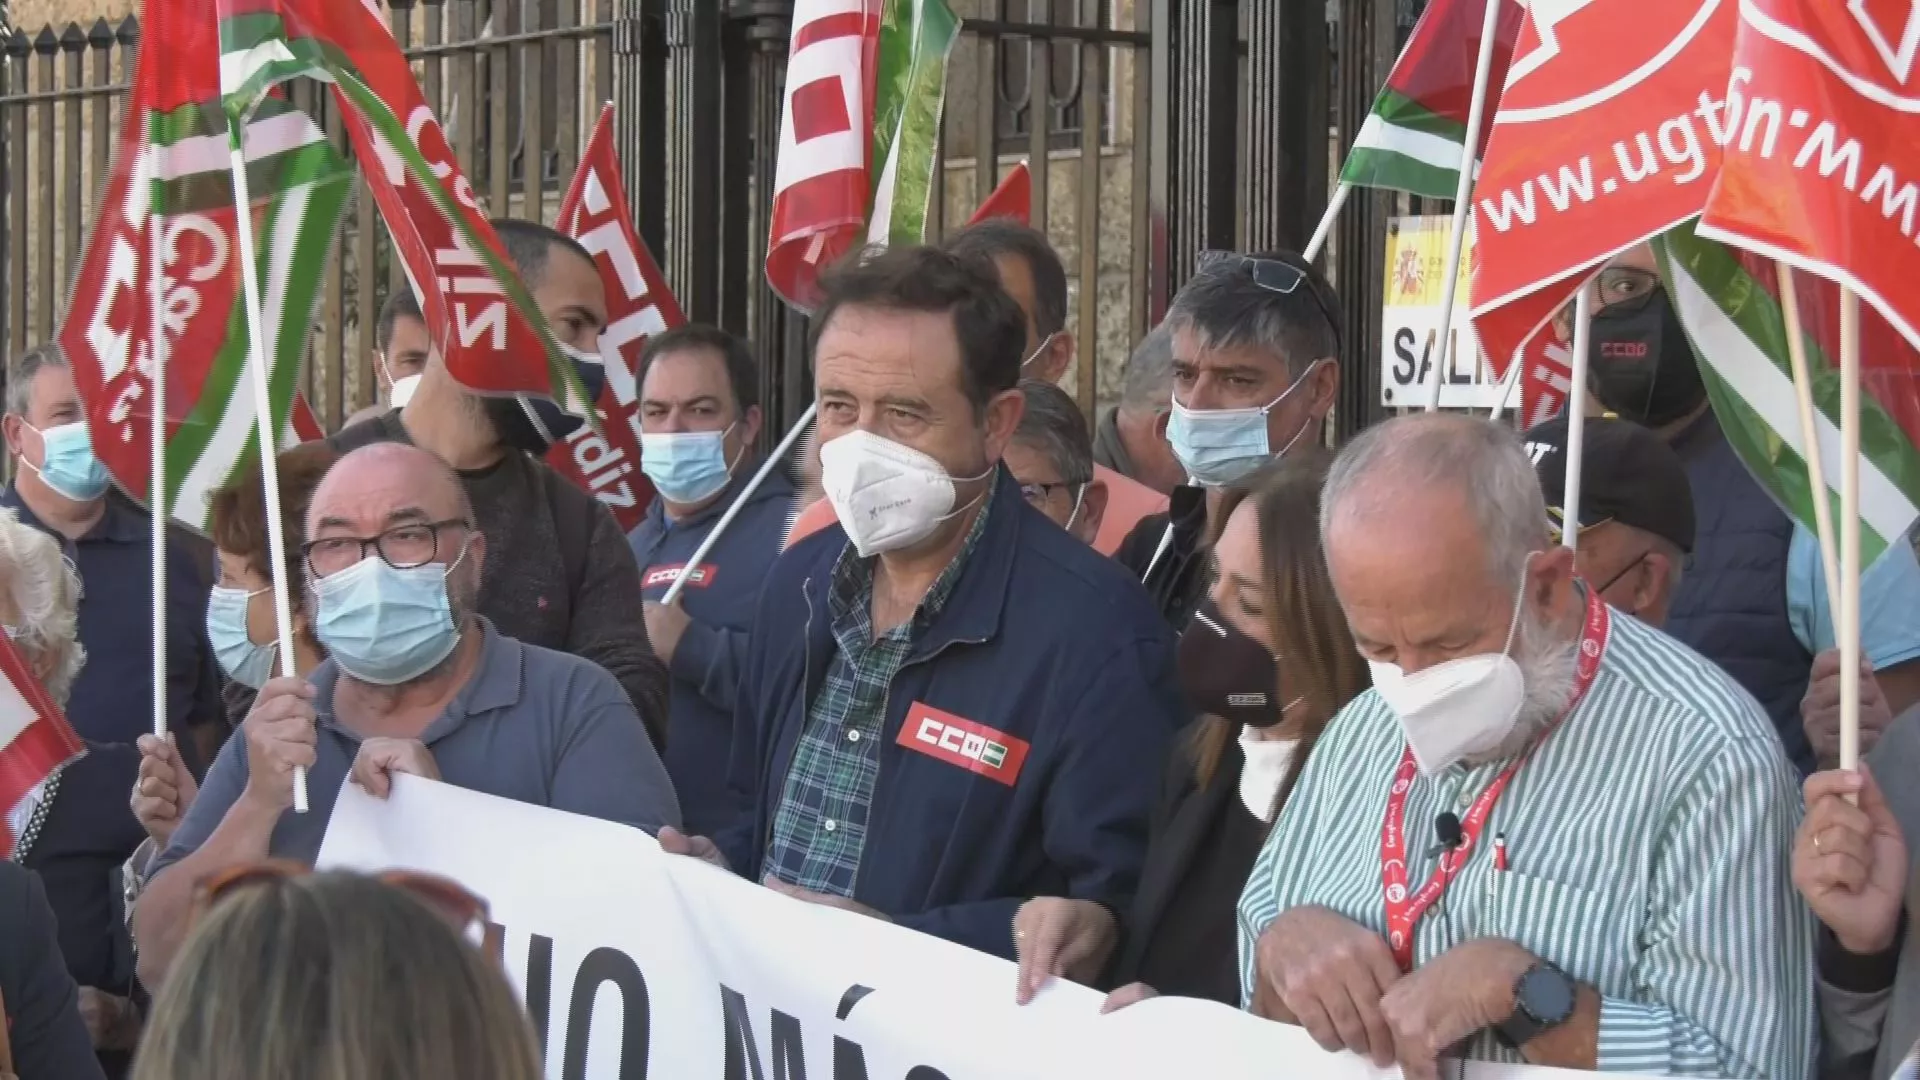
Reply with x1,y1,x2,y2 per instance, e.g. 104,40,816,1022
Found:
1562,290,1593,554
149,190,169,742
1487,345,1525,423
1776,264,1840,602
1302,183,1351,264
227,143,308,814
1422,0,1504,413
660,405,818,607
1839,288,1863,774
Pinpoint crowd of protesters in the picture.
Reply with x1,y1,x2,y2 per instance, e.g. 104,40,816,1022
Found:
1,217,1917,1080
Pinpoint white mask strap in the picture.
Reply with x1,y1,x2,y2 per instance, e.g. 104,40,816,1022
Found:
1501,552,1538,657
1063,482,1087,533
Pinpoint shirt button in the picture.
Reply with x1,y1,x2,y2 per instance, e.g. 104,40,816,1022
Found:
847,730,862,743
823,819,838,833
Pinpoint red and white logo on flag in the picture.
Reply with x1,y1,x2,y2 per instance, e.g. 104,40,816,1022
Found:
1522,336,1576,428
552,104,683,532
0,635,83,859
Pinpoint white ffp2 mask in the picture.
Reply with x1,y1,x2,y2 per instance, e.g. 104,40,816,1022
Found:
820,430,991,557
1368,556,1535,776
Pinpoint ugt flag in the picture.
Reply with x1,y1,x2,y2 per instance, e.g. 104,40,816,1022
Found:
0,634,84,860
552,104,685,533
1339,0,1525,200
766,0,959,310
58,0,349,532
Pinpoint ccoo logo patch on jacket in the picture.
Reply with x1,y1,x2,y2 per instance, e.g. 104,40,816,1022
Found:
643,563,717,591
896,702,1030,786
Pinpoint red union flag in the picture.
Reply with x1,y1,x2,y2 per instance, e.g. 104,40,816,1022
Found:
1469,0,1736,370
966,161,1031,227
1521,334,1575,428
1699,0,1920,354
766,0,882,310
0,634,84,860
552,104,683,532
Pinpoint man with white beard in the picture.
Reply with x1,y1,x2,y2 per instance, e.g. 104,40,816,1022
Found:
1238,413,1813,1080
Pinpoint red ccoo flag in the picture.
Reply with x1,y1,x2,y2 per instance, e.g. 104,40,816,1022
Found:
553,104,686,532
966,161,1031,227
0,634,84,860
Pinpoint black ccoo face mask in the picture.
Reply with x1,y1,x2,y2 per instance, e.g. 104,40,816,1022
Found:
1177,598,1286,729
481,344,607,454
1586,285,1707,428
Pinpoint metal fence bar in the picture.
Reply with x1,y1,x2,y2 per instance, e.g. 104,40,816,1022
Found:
1074,34,1102,421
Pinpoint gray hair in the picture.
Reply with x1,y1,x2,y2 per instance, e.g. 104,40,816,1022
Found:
0,507,84,705
1164,251,1342,380
1321,413,1549,587
1118,326,1175,415
1013,380,1094,486
7,345,68,419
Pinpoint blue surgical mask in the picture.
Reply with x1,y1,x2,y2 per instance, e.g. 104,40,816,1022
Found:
25,421,111,502
1167,360,1323,487
641,423,739,505
206,585,277,690
311,544,468,686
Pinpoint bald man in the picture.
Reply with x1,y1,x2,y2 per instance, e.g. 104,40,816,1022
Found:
131,443,680,989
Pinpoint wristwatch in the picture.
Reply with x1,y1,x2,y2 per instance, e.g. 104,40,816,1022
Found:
1496,961,1577,1048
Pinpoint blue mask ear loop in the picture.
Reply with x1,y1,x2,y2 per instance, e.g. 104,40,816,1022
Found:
1261,358,1329,460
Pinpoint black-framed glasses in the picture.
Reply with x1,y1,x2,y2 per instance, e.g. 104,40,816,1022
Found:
1197,250,1340,341
1594,266,1662,314
1018,480,1088,507
303,519,471,577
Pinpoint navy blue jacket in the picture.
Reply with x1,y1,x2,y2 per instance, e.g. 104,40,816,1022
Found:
716,473,1185,959
629,465,795,835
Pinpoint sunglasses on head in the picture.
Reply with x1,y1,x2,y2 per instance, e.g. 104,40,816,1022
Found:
1196,250,1341,340
190,860,502,960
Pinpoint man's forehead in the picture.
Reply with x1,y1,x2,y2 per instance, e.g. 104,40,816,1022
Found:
535,246,608,307
1001,438,1059,480
1170,325,1290,374
1603,243,1659,273
642,346,730,397
310,449,461,524
815,306,964,393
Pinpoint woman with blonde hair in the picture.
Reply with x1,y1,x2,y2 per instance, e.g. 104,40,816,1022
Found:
133,868,542,1080
1010,450,1370,1007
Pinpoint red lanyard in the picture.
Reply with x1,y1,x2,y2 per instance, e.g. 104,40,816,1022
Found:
1379,585,1611,972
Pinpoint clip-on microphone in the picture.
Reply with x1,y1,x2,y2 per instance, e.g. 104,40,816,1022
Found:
1427,811,1464,859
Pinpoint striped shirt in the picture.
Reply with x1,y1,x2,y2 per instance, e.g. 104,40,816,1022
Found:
762,495,993,895
1237,610,1816,1079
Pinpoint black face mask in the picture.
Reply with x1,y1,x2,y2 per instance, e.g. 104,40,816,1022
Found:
1586,286,1707,428
1177,598,1285,729
481,347,608,454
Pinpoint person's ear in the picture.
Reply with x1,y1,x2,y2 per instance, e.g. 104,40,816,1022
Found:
981,387,1027,463
2,414,24,457
1551,303,1575,345
740,404,765,451
1636,550,1673,613
1038,331,1075,386
1530,545,1577,608
1306,359,1340,420
1153,408,1171,439
1075,479,1109,546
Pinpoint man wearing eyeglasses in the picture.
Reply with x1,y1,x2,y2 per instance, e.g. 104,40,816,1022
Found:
1562,245,1920,776
1113,250,1343,627
130,442,680,990
1005,381,1105,546
1521,413,1694,628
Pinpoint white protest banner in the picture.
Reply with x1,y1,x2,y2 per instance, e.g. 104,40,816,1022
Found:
1382,215,1506,410
318,778,1684,1080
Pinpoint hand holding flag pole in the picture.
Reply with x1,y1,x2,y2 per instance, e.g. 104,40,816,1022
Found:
1422,0,1505,413
226,135,308,814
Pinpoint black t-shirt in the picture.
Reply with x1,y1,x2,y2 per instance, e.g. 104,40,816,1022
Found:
1113,485,1210,630
1130,797,1269,1005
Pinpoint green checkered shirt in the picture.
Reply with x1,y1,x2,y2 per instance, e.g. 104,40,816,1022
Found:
762,492,995,896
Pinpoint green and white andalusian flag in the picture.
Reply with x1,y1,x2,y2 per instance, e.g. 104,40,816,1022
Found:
57,0,350,533
865,0,960,247
1658,222,1920,567
1340,0,1523,200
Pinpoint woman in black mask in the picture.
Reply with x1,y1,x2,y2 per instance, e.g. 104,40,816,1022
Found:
1010,449,1370,1008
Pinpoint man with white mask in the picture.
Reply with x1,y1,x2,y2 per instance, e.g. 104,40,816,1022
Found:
1239,413,1812,1080
628,324,787,836
1113,250,1342,627
132,442,679,990
658,245,1185,961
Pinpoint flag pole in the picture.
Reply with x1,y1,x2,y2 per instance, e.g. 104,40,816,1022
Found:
1487,344,1524,423
226,140,308,814
1303,183,1350,264
1422,0,1504,413
1562,290,1593,554
1839,288,1863,774
659,405,818,607
149,180,168,743
1776,264,1840,602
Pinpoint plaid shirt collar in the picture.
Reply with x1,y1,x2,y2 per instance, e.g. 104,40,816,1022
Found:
826,473,997,643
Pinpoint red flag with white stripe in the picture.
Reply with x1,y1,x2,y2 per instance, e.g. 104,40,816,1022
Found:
553,104,683,532
0,635,83,860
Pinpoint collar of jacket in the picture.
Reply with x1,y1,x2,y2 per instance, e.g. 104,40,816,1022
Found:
801,468,1026,663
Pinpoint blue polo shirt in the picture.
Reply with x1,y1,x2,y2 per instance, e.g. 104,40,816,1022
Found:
0,489,224,753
